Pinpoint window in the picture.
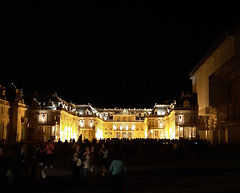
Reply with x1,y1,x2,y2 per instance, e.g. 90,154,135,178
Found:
188,127,192,138
39,113,47,123
150,120,154,127
159,121,163,128
192,127,196,138
183,100,190,107
179,127,183,137
80,120,84,127
179,115,184,123
90,120,93,127
128,132,132,138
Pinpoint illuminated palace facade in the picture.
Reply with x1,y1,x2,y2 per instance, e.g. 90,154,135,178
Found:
0,84,198,142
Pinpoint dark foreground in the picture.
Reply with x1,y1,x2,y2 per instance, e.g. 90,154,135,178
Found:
32,158,240,193
2,141,240,193
0,140,240,193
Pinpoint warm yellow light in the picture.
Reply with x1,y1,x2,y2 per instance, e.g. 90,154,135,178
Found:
160,122,163,128
80,120,84,127
169,127,175,139
96,129,103,140
60,127,73,141
90,120,93,127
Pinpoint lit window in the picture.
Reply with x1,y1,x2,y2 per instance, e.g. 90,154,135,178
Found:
160,122,163,128
120,125,122,130
188,128,192,138
39,113,47,123
80,120,84,127
179,127,183,137
90,120,93,127
192,127,196,138
126,125,128,130
179,115,184,123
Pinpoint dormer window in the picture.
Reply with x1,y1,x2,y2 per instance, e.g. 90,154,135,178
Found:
39,113,47,123
179,115,184,123
183,100,190,108
90,120,93,127
80,120,84,127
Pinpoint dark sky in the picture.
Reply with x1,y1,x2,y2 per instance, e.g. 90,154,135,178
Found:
1,1,240,108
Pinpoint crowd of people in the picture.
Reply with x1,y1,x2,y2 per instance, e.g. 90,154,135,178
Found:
0,137,211,192
0,139,56,192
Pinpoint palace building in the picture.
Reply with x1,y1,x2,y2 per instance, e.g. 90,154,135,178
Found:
0,84,28,142
0,83,198,142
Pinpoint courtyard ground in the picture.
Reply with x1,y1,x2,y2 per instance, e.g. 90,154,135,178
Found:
13,146,240,193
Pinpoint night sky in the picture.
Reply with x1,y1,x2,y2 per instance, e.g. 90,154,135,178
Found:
1,1,240,108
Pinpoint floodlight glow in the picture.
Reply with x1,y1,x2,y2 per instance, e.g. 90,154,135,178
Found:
96,129,103,140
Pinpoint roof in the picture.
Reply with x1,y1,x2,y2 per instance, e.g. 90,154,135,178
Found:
76,104,98,115
189,31,231,78
175,92,197,108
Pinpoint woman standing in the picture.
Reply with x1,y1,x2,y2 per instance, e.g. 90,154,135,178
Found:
71,145,82,182
82,146,91,183
44,140,55,169
99,143,108,176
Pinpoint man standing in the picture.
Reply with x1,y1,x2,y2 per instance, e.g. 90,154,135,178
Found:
44,140,55,169
109,152,126,193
